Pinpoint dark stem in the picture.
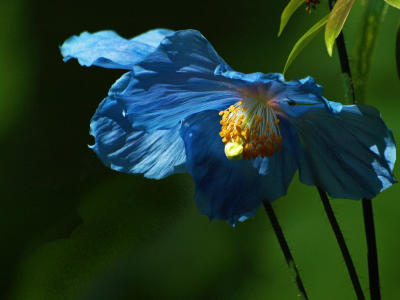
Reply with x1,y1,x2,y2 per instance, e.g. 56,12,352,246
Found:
328,1,380,299
317,189,365,300
263,201,309,300
362,199,381,300
328,0,356,104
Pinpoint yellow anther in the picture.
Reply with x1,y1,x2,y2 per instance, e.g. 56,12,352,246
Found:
219,100,282,161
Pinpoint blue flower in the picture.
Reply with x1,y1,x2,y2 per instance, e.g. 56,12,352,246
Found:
61,29,396,226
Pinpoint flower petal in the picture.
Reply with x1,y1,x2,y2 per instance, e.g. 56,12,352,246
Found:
90,72,186,179
271,76,343,118
115,30,245,131
61,29,174,69
283,104,396,199
180,110,297,226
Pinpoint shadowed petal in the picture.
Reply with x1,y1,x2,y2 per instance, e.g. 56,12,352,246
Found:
61,29,174,69
282,104,396,199
90,72,186,179
180,110,297,226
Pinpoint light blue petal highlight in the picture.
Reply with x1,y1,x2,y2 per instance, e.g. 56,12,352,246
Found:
180,111,297,226
284,104,396,199
90,72,186,179
61,29,174,69
115,30,244,131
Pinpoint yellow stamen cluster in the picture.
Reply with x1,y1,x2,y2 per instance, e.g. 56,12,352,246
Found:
219,100,282,160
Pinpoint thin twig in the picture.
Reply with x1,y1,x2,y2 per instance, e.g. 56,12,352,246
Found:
263,201,309,300
317,189,365,300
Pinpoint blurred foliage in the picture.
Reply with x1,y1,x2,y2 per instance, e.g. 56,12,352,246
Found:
0,0,36,140
1,0,400,299
352,0,389,104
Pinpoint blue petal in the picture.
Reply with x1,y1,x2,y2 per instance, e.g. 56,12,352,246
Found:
272,77,343,118
61,29,174,69
90,72,186,179
115,30,245,131
215,63,286,84
180,111,297,226
283,104,396,199
213,70,341,119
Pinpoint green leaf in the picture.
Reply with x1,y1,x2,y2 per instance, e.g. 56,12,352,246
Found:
385,0,400,9
283,14,330,74
352,0,389,103
325,0,355,56
278,0,304,36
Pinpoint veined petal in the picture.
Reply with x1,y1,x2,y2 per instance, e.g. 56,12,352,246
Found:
61,29,174,69
90,72,186,179
180,110,297,226
115,30,246,131
283,104,396,199
272,76,343,117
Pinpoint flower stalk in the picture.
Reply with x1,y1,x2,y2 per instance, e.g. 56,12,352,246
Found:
317,189,365,300
327,1,381,299
263,201,308,300
362,199,381,300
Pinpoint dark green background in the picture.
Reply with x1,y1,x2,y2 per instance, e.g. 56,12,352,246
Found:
1,0,399,299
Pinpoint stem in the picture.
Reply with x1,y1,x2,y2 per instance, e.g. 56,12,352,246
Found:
328,0,355,105
362,199,381,300
263,201,308,300
317,189,365,300
328,1,381,299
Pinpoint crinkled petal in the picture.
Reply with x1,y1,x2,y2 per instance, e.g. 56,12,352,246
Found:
115,30,246,131
180,110,297,226
90,72,186,179
214,70,342,118
282,104,396,199
61,29,174,69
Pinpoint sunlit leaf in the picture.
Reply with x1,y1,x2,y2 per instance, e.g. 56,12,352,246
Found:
283,14,329,74
385,0,400,9
352,0,389,103
325,0,355,56
278,0,304,36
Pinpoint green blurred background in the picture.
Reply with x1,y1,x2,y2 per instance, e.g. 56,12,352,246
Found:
1,0,399,299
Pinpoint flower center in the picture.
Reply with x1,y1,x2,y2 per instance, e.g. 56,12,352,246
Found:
219,97,282,160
